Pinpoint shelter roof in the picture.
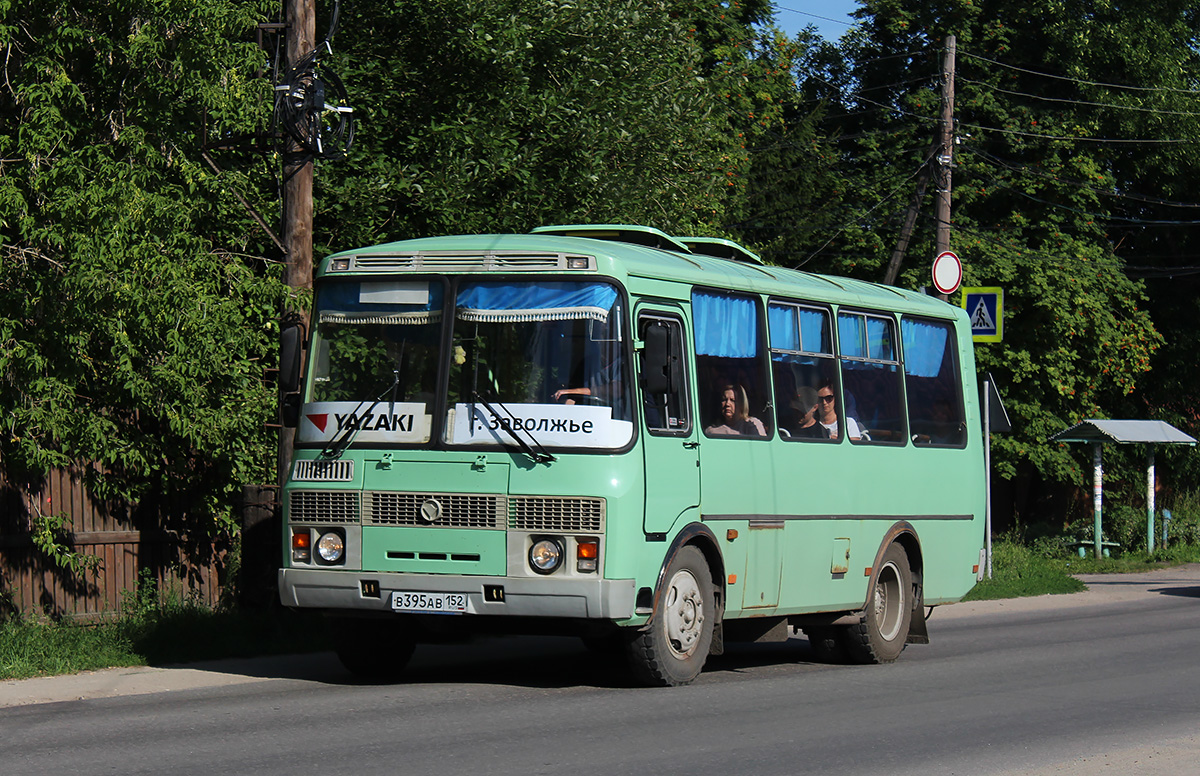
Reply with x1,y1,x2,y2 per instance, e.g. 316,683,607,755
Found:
1049,419,1196,446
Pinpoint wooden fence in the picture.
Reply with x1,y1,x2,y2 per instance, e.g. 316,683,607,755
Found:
0,466,279,621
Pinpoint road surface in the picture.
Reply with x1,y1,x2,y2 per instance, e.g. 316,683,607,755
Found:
3,565,1198,775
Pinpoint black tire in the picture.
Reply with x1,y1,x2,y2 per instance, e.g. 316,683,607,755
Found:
841,543,912,664
626,546,715,686
802,626,847,663
331,617,416,681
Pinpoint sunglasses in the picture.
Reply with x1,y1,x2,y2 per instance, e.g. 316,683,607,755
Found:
818,395,836,404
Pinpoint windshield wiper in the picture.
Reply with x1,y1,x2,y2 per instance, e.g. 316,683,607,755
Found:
321,371,400,460
472,391,556,464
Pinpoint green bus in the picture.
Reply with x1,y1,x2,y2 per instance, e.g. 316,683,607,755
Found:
278,225,986,686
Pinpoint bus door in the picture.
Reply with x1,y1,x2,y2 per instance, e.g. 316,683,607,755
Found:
636,309,700,535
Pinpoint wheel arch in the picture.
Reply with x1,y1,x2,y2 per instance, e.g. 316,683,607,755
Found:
866,521,929,644
654,522,725,619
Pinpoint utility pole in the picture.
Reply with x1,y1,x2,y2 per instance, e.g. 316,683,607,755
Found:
278,0,315,488
934,34,956,300
883,141,938,286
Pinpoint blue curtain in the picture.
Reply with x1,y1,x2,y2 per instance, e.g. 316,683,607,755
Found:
456,281,618,323
694,291,758,358
770,304,830,353
902,319,950,378
867,317,894,360
838,314,865,358
768,304,799,351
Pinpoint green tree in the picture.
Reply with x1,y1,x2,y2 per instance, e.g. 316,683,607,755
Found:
313,0,797,253
0,0,287,559
785,0,1183,521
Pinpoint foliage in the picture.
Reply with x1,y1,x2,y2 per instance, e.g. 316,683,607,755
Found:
313,0,798,254
29,509,101,575
778,0,1200,520
0,0,288,549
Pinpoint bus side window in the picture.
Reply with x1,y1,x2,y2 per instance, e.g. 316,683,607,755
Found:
902,317,967,446
692,290,772,439
639,316,690,435
768,301,836,442
837,311,905,444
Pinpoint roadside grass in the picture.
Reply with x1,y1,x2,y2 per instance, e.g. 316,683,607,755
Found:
0,587,331,682
964,539,1200,601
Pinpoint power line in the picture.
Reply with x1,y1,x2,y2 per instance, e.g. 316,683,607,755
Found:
958,76,1200,117
960,50,1200,96
957,119,1193,144
971,149,1200,210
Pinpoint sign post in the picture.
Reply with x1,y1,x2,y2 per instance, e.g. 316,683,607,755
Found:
961,287,1003,342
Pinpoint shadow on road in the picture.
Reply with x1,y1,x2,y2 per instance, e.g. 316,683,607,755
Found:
175,635,836,690
1149,585,1200,598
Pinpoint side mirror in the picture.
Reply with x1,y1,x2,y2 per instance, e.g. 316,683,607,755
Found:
281,393,302,428
279,318,306,395
640,321,673,395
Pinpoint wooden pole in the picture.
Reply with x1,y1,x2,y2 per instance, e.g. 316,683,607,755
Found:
279,0,315,489
934,35,956,301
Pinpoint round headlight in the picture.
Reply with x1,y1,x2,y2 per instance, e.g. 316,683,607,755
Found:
529,538,563,574
316,531,345,563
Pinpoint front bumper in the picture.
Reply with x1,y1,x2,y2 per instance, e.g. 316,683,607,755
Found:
279,568,636,620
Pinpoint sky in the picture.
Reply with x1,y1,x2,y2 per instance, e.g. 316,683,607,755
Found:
770,1,859,42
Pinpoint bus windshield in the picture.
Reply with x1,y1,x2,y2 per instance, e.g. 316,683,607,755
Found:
444,280,633,451
303,279,444,445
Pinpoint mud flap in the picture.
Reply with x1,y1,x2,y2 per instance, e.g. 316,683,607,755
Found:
906,583,930,644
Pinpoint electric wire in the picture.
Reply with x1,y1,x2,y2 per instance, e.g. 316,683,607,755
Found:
958,76,1200,117
960,50,1200,96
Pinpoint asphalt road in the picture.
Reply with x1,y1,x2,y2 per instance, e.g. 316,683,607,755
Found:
4,565,1199,776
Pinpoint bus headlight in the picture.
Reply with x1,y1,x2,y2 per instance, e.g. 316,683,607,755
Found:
529,538,564,575
316,531,345,563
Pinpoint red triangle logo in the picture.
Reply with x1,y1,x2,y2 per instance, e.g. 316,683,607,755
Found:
306,413,329,433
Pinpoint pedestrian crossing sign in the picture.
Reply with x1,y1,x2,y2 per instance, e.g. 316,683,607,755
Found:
961,287,1002,342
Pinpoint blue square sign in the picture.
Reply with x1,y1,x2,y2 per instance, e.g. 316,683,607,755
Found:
961,287,1003,342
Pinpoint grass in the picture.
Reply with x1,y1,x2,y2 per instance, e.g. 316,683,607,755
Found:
0,580,331,682
964,539,1200,601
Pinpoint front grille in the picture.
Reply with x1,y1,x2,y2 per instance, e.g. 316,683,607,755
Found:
509,496,605,532
289,490,360,523
292,459,354,482
364,492,504,528
349,252,593,273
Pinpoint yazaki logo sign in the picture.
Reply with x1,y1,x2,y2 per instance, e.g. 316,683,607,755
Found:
298,402,432,444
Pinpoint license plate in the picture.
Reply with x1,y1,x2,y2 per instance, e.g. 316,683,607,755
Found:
390,590,467,614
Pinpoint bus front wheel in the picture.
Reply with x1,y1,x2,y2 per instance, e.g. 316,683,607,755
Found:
331,616,416,681
841,543,912,664
626,546,715,686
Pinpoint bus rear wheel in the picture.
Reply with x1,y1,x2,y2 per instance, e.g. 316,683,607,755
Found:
841,543,912,664
331,616,416,681
626,546,714,686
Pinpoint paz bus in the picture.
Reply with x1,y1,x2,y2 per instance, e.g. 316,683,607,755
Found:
277,225,986,686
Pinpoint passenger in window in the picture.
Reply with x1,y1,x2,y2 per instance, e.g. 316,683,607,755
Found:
928,398,960,444
817,381,866,441
789,386,830,439
706,384,766,437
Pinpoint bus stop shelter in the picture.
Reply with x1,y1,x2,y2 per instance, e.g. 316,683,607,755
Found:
1048,420,1196,557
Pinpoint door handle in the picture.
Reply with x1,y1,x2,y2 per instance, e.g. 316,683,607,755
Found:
683,441,699,449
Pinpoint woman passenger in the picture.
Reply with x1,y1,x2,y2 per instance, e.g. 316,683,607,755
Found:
705,384,766,437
